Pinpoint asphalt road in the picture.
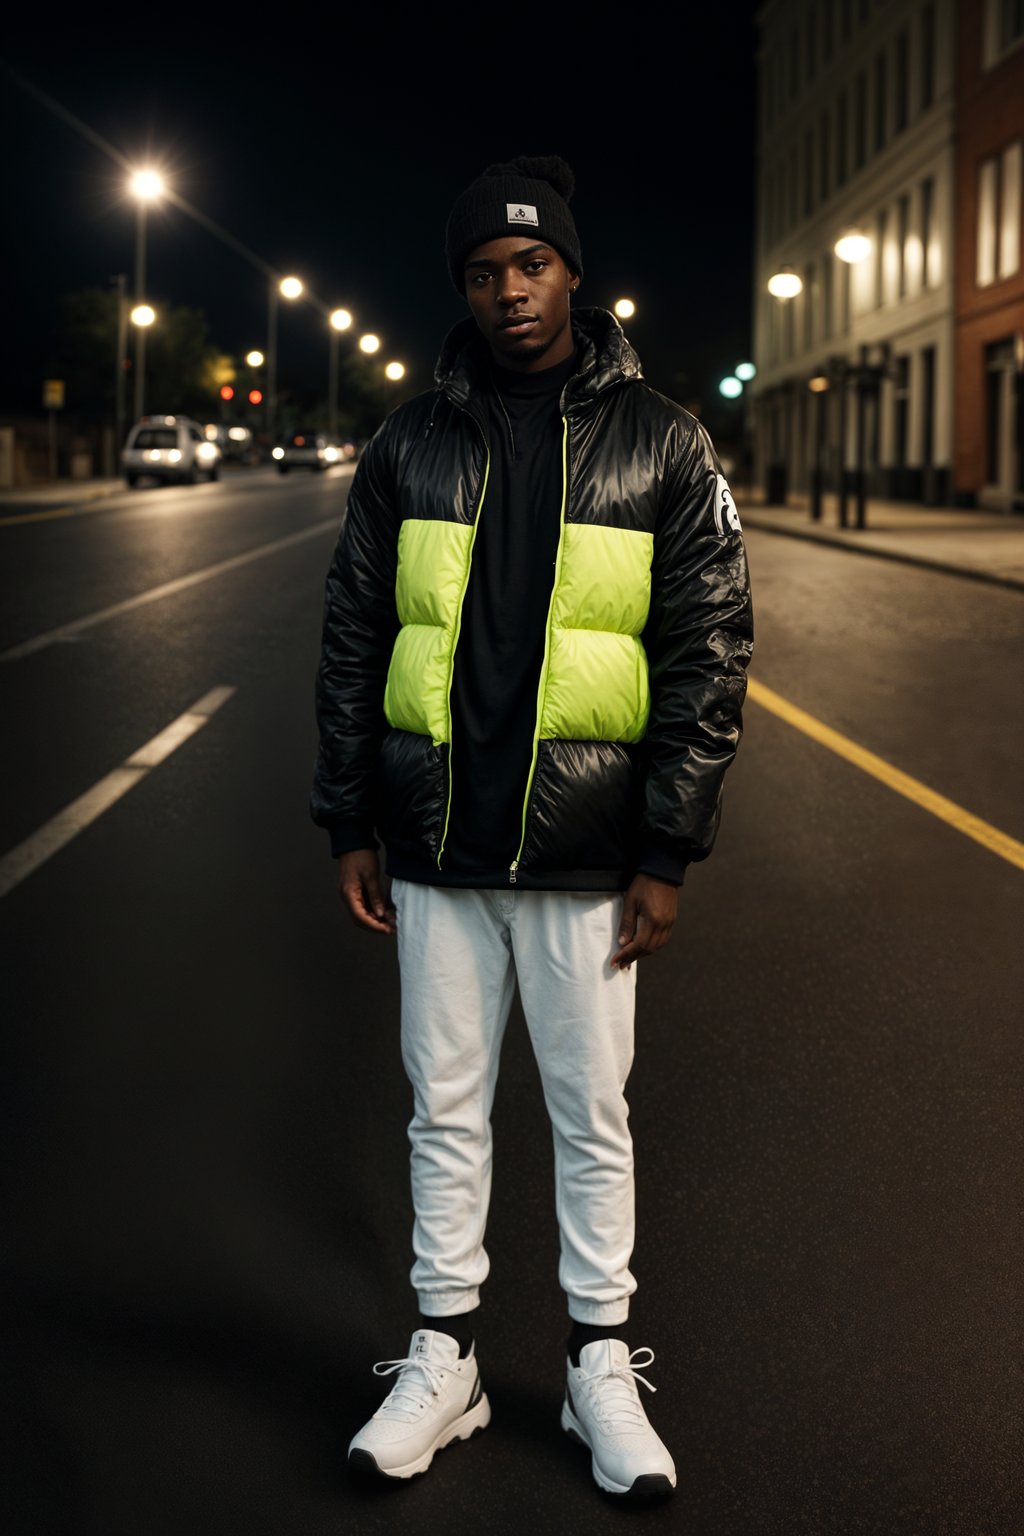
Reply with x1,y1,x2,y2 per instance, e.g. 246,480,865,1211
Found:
2,467,1021,1535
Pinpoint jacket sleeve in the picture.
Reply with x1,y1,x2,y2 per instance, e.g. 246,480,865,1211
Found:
636,418,754,883
309,423,401,856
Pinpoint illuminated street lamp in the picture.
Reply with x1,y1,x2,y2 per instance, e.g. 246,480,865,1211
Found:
267,274,304,453
834,228,871,264
328,308,354,436
385,361,406,382
718,375,743,399
246,349,264,368
130,304,156,328
767,265,803,299
359,333,381,354
735,361,757,382
613,298,636,320
128,167,166,419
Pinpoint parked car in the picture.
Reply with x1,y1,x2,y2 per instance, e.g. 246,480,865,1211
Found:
122,415,222,487
271,429,342,473
202,423,254,463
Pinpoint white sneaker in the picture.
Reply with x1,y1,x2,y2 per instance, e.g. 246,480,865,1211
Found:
348,1328,490,1479
562,1340,676,1499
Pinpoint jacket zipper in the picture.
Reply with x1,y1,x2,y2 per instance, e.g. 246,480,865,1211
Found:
509,414,570,885
436,414,490,869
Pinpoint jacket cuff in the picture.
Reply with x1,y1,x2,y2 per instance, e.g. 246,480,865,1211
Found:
633,842,690,887
327,821,378,859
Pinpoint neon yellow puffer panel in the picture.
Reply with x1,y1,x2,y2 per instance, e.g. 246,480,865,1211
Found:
541,523,654,742
385,518,473,745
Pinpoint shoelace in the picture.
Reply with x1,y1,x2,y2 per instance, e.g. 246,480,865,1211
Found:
578,1346,657,1429
372,1353,457,1414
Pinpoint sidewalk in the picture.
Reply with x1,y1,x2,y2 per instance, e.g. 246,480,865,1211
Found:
0,476,126,511
737,488,1024,591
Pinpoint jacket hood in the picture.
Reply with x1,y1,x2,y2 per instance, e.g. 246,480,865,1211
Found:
433,306,643,407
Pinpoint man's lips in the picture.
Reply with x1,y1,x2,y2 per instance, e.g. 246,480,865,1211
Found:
497,315,538,334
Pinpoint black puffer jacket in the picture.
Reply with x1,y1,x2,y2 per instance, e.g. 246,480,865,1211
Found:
311,308,753,889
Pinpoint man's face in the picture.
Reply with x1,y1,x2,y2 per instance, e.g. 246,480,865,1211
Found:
464,237,577,372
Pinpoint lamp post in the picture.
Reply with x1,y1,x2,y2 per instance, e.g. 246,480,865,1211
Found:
267,275,303,455
128,169,165,422
329,308,353,437
129,304,156,419
111,272,128,456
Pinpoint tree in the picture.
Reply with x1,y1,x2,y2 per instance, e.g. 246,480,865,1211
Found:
47,288,224,423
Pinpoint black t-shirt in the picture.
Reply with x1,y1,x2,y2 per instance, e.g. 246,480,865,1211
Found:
443,348,579,881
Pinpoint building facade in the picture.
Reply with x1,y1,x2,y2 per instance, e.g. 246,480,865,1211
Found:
954,0,1024,509
751,0,956,504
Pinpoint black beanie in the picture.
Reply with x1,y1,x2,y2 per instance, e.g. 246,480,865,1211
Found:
445,155,583,294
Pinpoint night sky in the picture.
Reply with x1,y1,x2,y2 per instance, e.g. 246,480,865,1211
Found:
2,7,759,439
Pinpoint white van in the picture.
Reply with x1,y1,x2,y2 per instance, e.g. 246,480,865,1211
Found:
122,415,222,487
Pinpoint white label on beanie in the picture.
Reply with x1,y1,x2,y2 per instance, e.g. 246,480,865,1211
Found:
506,203,539,226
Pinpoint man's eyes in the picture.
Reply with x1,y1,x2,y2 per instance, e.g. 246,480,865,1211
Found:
469,260,549,287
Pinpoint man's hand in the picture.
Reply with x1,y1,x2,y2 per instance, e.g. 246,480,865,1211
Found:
337,849,396,935
610,874,678,971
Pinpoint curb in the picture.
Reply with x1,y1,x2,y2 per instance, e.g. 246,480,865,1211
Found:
739,512,1024,594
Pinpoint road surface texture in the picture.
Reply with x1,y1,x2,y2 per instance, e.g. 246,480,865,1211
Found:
2,468,1021,1535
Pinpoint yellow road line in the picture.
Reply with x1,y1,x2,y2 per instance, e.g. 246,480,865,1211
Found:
0,503,110,527
746,676,1024,872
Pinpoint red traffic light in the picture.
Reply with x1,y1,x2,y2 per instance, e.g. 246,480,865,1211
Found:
219,385,234,401
248,389,263,405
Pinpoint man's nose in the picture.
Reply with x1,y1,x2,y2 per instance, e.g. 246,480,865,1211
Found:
496,268,528,305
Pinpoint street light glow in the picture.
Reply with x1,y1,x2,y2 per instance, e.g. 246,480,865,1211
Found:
279,276,303,300
834,229,871,264
735,361,756,382
767,266,803,299
719,376,743,399
613,298,636,319
130,304,156,327
246,349,264,367
129,169,165,201
385,361,406,381
331,308,353,332
359,333,381,354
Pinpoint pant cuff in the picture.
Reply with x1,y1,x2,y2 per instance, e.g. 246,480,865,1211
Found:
567,1298,631,1325
416,1286,481,1317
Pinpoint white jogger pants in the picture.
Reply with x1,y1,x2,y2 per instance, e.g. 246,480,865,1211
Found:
392,879,638,1325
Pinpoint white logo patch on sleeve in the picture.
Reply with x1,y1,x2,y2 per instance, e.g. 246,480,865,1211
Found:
713,473,742,535
506,203,539,226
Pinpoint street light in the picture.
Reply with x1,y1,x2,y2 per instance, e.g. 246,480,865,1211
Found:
267,274,304,453
359,333,381,354
328,309,354,437
735,361,757,382
130,304,156,328
718,375,743,398
834,228,871,264
767,265,803,299
385,361,406,381
246,349,264,368
128,167,166,420
613,298,636,320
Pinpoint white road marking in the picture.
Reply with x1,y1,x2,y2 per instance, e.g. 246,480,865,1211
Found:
0,686,236,898
1,520,340,662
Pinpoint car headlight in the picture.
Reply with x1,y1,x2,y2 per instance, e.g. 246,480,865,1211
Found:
169,449,182,463
147,449,162,462
272,447,285,460
196,443,217,462
324,446,339,462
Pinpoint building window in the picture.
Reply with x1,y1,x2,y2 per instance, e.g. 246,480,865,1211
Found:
804,128,815,217
804,263,815,350
921,345,935,469
921,4,936,109
820,110,831,201
874,52,888,154
876,206,889,305
837,91,849,184
893,355,910,468
1000,0,1024,52
897,194,911,296
894,31,909,132
921,176,935,288
822,251,834,339
854,71,867,171
977,142,1023,285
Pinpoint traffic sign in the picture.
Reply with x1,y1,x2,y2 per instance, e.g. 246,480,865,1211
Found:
43,379,65,409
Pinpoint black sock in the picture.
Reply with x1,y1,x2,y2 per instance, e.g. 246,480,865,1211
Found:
419,1309,477,1359
567,1321,627,1367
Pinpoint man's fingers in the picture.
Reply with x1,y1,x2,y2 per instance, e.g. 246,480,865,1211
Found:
339,873,395,934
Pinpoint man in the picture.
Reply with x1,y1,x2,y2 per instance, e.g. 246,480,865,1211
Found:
311,155,753,1501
